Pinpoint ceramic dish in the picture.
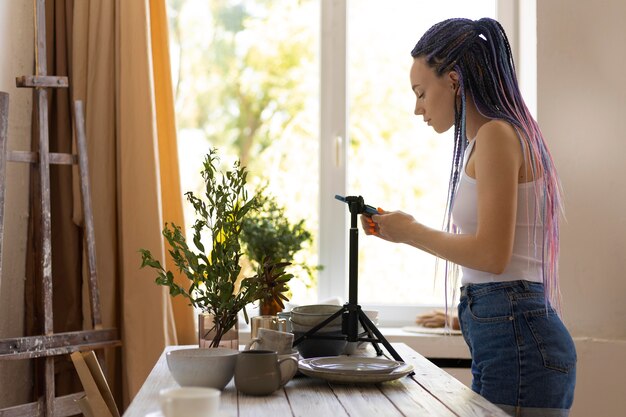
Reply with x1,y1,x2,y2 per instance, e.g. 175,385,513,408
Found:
298,358,414,384
308,356,402,374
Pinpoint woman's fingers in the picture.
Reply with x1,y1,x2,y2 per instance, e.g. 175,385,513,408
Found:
360,214,378,235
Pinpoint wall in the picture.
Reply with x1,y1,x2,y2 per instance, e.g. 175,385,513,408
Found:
537,1,626,416
0,0,33,408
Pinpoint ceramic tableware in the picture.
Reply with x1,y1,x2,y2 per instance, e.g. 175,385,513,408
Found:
308,356,402,374
298,357,414,384
234,350,298,396
250,315,287,339
244,328,294,354
159,387,220,417
166,348,239,390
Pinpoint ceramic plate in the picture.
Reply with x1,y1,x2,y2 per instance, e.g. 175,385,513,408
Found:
308,356,402,374
298,358,414,384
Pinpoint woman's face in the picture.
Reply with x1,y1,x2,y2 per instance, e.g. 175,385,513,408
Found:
410,57,458,134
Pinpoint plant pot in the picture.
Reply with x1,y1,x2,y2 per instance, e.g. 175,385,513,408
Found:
198,313,239,349
259,298,283,316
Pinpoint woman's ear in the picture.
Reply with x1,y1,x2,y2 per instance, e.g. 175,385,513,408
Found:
448,71,460,95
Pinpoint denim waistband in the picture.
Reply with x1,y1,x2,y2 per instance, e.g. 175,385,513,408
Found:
460,280,544,298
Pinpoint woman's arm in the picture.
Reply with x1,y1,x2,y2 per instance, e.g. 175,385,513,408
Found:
364,120,523,274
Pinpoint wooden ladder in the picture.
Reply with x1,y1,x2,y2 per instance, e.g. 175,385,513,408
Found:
0,1,120,416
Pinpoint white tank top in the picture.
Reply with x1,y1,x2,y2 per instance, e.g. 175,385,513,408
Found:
451,139,544,285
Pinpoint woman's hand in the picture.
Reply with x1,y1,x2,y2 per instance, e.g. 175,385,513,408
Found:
416,309,460,330
361,209,422,244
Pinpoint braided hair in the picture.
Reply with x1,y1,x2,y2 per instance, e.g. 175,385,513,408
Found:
411,18,564,310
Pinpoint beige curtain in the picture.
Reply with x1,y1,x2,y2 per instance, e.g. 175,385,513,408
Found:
149,0,197,347
46,0,195,408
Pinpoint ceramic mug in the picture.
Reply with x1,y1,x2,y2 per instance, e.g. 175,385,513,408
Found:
234,350,298,396
250,315,287,339
159,387,220,417
244,328,294,354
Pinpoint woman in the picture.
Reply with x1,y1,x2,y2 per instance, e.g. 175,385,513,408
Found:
362,18,576,416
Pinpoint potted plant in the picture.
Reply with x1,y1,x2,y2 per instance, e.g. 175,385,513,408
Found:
248,257,294,315
240,188,319,314
140,148,260,347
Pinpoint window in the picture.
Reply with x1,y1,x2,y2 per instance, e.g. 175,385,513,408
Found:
170,0,321,301
169,0,500,325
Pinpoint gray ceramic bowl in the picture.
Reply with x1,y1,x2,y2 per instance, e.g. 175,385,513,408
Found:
166,347,239,390
290,304,343,327
290,319,342,334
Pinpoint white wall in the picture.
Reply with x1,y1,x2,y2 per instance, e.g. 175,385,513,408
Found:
0,0,33,408
537,1,626,416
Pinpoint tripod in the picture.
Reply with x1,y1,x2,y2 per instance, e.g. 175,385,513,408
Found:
292,196,406,363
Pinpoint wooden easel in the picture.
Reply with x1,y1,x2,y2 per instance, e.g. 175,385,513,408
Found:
0,1,120,416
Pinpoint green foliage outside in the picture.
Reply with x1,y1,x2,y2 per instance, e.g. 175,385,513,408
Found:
169,0,314,168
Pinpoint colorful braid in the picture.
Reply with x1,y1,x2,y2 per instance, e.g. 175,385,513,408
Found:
411,18,564,311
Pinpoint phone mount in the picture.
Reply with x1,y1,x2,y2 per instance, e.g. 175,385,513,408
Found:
292,195,407,364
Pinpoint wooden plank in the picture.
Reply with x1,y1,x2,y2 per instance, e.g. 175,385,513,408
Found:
0,392,83,417
284,377,349,417
53,392,84,416
45,357,55,417
0,340,121,361
0,329,120,360
74,101,102,328
15,76,69,89
0,92,8,285
219,380,239,417
0,400,42,417
328,383,404,417
34,88,53,338
237,386,293,417
34,0,47,76
394,344,510,416
7,150,77,165
118,348,173,417
378,376,457,417
71,352,114,417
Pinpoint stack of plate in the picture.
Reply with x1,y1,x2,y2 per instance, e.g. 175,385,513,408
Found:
298,356,414,384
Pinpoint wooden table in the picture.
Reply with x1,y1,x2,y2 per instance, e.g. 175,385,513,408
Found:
123,343,509,417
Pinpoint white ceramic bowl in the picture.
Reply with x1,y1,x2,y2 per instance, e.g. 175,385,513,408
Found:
166,348,239,390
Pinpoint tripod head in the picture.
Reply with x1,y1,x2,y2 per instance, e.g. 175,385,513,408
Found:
334,195,378,216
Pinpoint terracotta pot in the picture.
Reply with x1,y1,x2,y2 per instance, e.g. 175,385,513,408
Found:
259,298,283,316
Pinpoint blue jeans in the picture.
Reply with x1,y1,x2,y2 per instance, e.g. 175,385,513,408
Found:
458,280,577,417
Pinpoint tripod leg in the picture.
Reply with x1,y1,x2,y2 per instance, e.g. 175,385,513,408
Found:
292,307,346,347
357,315,383,356
357,310,407,364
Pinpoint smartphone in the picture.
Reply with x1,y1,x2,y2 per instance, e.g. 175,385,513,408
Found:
334,195,379,216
